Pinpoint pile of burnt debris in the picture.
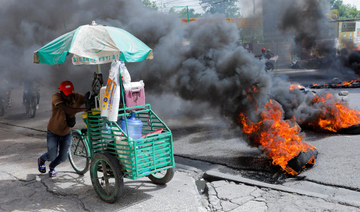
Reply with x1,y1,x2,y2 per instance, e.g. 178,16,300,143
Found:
309,78,360,89
217,149,318,185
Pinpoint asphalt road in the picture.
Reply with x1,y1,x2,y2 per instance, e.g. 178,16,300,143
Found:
1,70,360,211
171,68,360,210
0,88,207,211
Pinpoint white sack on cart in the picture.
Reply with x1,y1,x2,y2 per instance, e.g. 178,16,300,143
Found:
119,61,131,86
123,80,144,91
101,61,120,122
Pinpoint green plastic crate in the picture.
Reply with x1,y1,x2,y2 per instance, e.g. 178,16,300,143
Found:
84,104,175,180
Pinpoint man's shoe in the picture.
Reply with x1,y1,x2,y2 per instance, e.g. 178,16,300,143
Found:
49,169,57,177
38,158,46,173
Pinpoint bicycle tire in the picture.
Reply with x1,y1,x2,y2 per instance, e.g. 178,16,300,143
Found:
265,61,274,72
0,103,4,116
90,152,124,203
29,97,37,118
68,131,90,175
25,101,30,116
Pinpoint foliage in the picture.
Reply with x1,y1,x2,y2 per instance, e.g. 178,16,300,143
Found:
328,0,360,19
199,0,241,17
142,0,158,10
169,7,202,18
329,0,343,10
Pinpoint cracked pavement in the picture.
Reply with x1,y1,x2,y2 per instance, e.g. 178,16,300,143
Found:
205,180,360,212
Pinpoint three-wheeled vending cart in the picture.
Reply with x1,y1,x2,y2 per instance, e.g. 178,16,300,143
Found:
33,21,175,203
72,86,175,203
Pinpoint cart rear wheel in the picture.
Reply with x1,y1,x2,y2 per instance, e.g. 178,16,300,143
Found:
90,152,124,203
68,131,89,175
147,168,174,185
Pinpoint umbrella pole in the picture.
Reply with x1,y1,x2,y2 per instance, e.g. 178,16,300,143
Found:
92,64,103,109
97,64,101,74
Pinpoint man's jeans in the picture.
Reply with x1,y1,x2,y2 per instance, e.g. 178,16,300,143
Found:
40,130,72,169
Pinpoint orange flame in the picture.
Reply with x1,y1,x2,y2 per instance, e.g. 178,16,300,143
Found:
238,99,316,175
289,84,303,90
312,79,360,88
335,79,360,87
311,93,360,132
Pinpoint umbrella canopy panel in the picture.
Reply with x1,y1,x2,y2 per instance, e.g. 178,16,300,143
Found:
34,23,153,65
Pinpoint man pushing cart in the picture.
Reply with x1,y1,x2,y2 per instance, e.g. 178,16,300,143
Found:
33,21,175,203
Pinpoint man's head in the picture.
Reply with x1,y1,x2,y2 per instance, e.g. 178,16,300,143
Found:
261,48,266,53
59,81,74,96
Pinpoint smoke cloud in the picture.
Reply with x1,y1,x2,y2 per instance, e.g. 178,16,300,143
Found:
0,0,358,144
278,0,333,55
0,0,272,122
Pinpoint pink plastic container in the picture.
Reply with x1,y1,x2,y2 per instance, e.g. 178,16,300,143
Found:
125,88,145,107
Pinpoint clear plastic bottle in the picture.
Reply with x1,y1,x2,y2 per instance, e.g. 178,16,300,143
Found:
120,112,143,140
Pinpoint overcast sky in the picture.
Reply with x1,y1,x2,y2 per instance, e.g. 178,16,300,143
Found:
157,0,360,14
341,0,360,9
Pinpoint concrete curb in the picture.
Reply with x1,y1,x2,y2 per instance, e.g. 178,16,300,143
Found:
203,170,360,208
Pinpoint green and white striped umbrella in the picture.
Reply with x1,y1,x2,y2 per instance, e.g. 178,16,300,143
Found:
33,21,153,65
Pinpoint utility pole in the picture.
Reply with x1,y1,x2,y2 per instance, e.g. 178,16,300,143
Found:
173,5,190,23
253,0,255,14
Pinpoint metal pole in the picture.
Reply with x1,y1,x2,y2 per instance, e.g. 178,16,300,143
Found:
186,6,190,23
253,0,255,14
172,5,190,22
96,64,101,74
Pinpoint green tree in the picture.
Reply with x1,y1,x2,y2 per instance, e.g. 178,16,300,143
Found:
328,0,360,19
142,0,158,10
329,0,343,10
169,7,202,19
199,0,241,17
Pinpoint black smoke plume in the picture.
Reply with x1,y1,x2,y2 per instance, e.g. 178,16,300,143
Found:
0,0,357,143
278,0,333,55
277,0,359,78
0,0,273,124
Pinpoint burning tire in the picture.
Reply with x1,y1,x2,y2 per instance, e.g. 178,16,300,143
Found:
348,51,360,75
337,124,360,135
286,148,318,174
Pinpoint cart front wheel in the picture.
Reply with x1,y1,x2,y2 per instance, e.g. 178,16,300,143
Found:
68,131,90,175
90,152,124,203
147,168,174,185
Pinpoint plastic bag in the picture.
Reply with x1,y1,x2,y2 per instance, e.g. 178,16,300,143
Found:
100,61,120,121
123,80,144,91
119,61,131,85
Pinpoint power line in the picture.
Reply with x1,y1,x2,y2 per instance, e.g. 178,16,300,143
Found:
162,0,193,5
158,0,205,13
164,4,202,9
161,0,200,7
162,0,229,9
163,0,199,3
